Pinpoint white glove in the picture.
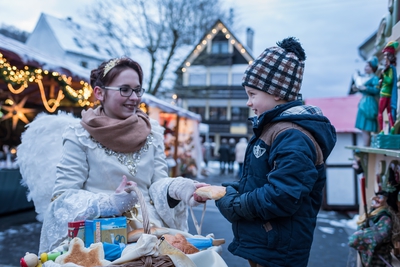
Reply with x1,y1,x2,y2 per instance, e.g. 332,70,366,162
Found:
168,177,205,207
100,176,138,217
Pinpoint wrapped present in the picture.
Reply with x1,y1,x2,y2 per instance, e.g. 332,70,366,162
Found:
68,220,85,242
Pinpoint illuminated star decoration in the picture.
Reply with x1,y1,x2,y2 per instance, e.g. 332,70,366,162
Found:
0,96,36,130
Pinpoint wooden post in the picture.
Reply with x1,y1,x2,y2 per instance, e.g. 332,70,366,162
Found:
171,115,180,177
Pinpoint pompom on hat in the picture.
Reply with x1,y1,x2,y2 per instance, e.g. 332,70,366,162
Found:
382,40,399,55
242,37,306,101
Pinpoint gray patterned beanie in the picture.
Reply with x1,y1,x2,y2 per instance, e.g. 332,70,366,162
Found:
242,37,306,101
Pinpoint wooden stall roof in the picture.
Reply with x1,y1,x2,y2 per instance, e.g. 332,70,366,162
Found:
0,33,90,81
305,94,362,133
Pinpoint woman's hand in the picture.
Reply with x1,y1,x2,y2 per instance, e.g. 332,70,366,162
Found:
115,175,137,193
168,178,210,206
193,183,211,203
99,175,138,216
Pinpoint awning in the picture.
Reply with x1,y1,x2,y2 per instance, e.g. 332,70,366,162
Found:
142,93,201,121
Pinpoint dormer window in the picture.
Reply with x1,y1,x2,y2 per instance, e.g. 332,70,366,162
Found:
92,44,99,52
73,38,83,48
211,41,228,54
210,73,228,85
232,73,243,85
80,61,88,68
189,74,206,85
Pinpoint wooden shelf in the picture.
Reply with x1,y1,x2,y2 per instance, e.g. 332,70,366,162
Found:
346,146,400,158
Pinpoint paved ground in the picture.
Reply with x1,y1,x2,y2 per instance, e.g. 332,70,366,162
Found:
0,161,362,267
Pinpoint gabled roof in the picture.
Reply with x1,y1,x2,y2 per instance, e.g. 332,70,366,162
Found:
358,30,378,61
0,33,89,80
176,19,254,72
305,95,362,133
34,13,121,60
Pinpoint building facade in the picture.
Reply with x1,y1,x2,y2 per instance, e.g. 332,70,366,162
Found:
25,13,120,70
174,20,255,158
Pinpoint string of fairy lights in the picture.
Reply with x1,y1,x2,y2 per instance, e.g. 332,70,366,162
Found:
181,22,253,73
0,52,96,128
0,22,251,130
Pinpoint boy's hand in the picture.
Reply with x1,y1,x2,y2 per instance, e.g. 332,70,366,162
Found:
215,186,241,222
221,182,239,191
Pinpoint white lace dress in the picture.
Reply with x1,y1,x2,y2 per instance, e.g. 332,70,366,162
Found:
37,118,188,253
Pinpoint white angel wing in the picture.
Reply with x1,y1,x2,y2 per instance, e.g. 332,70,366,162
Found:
17,111,80,221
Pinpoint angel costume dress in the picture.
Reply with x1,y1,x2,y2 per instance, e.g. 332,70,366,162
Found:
18,107,191,254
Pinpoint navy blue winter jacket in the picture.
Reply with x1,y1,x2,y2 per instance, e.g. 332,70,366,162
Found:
225,101,336,267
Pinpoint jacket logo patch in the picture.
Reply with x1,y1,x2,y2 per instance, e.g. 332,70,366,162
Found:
253,145,266,158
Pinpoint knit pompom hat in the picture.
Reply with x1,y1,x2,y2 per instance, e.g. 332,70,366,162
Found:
242,37,306,101
382,40,399,55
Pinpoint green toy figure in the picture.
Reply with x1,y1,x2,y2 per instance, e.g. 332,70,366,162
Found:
378,41,398,134
352,56,380,146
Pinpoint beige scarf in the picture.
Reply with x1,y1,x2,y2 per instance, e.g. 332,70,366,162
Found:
81,106,151,153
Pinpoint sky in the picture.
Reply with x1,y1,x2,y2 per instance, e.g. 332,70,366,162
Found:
0,0,388,99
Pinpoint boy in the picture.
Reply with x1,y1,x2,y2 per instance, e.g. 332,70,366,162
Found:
215,37,337,267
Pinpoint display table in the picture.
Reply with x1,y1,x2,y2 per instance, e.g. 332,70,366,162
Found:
346,146,400,267
346,146,400,209
346,146,400,210
0,169,34,215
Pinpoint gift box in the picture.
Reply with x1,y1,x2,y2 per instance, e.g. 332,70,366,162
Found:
371,134,400,150
85,217,127,247
68,220,85,242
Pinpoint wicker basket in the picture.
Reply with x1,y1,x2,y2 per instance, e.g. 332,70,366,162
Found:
108,187,175,267
371,134,400,150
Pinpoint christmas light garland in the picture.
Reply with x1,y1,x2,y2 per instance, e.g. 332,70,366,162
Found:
0,53,94,113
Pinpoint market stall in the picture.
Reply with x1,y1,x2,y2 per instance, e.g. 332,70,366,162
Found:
0,33,203,178
141,93,203,178
0,33,95,148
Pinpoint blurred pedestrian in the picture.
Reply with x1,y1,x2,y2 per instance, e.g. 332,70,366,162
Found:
218,138,230,175
201,141,208,167
235,137,247,178
228,138,236,174
215,37,336,267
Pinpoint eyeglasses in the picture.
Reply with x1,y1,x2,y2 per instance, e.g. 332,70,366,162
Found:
102,86,145,97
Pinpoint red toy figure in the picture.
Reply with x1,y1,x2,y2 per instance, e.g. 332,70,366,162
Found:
378,41,398,133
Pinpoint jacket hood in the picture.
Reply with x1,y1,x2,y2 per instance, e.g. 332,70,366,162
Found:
251,101,336,160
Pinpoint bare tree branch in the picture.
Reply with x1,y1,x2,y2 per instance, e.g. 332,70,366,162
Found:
85,0,229,95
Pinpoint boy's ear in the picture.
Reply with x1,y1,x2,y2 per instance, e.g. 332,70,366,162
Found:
94,86,104,101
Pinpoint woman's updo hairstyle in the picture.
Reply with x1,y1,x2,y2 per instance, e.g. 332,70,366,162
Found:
90,57,144,89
